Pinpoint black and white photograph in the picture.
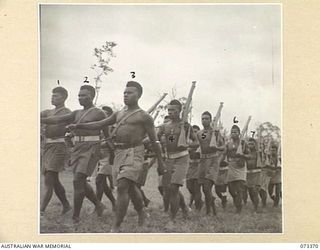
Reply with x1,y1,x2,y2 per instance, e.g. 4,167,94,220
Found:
39,3,282,234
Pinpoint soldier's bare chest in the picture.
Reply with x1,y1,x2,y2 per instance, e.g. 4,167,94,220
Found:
198,130,212,144
75,109,99,123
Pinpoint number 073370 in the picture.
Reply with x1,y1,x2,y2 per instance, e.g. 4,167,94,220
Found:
300,244,319,248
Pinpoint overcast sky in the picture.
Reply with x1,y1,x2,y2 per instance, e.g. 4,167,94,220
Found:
40,4,281,131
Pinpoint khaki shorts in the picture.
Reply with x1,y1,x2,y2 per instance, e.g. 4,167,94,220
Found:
198,156,219,184
260,168,273,192
114,145,145,184
186,159,200,180
227,160,246,183
97,148,113,176
246,171,261,188
163,154,189,186
42,142,67,174
270,169,281,184
215,169,228,185
70,141,101,176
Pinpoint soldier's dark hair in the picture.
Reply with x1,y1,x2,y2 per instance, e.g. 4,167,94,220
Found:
231,124,240,133
52,86,68,100
102,106,113,115
201,111,212,120
248,138,256,143
192,125,200,131
126,81,143,97
169,99,182,111
80,85,96,99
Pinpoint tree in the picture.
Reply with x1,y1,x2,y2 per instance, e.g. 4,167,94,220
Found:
91,41,117,105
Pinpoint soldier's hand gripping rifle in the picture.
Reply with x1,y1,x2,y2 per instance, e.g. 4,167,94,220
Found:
177,81,196,147
236,115,252,155
209,102,224,148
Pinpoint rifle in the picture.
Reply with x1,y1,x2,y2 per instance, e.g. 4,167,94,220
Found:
264,137,272,166
147,93,168,114
177,81,196,147
209,102,224,147
152,109,160,121
256,126,263,168
277,143,281,167
236,115,252,154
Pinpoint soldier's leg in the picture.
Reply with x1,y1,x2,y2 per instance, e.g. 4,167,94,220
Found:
95,173,105,201
259,189,267,207
203,179,216,215
112,178,131,231
169,183,180,221
243,184,248,205
53,172,71,214
40,170,55,214
248,186,259,212
186,179,194,207
274,183,281,207
72,172,87,222
129,183,147,226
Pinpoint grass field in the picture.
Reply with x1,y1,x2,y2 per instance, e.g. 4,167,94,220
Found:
40,166,282,234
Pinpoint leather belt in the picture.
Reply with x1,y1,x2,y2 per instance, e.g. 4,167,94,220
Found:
219,166,228,171
247,169,261,174
45,138,65,143
189,159,200,163
74,135,100,142
201,152,218,159
114,142,143,149
167,150,189,159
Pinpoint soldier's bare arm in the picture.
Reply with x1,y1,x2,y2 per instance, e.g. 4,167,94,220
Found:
41,111,75,124
69,112,117,130
144,113,166,175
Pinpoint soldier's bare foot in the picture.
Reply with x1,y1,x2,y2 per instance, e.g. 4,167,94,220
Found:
61,205,72,215
110,226,120,233
72,216,80,224
96,202,106,218
138,210,148,226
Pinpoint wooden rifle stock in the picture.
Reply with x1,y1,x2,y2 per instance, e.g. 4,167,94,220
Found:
177,81,196,147
236,115,252,154
256,127,263,168
147,93,168,114
209,102,224,147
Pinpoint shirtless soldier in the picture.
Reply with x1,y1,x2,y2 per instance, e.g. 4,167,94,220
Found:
157,100,199,223
186,125,202,209
41,85,107,223
40,86,71,216
197,111,224,215
223,125,250,214
246,138,261,212
67,81,166,232
95,106,116,211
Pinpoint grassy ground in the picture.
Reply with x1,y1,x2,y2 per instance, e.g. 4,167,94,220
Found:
40,166,282,234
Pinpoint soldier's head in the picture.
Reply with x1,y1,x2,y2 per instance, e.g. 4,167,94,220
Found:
124,81,143,106
231,124,240,139
270,144,278,156
78,85,95,107
163,115,171,123
248,138,256,150
201,111,212,128
167,99,182,120
51,86,68,106
192,125,200,134
102,106,113,117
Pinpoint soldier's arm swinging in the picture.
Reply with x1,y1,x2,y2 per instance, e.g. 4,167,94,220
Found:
144,114,166,175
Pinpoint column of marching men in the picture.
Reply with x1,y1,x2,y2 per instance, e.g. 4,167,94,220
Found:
40,81,282,232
